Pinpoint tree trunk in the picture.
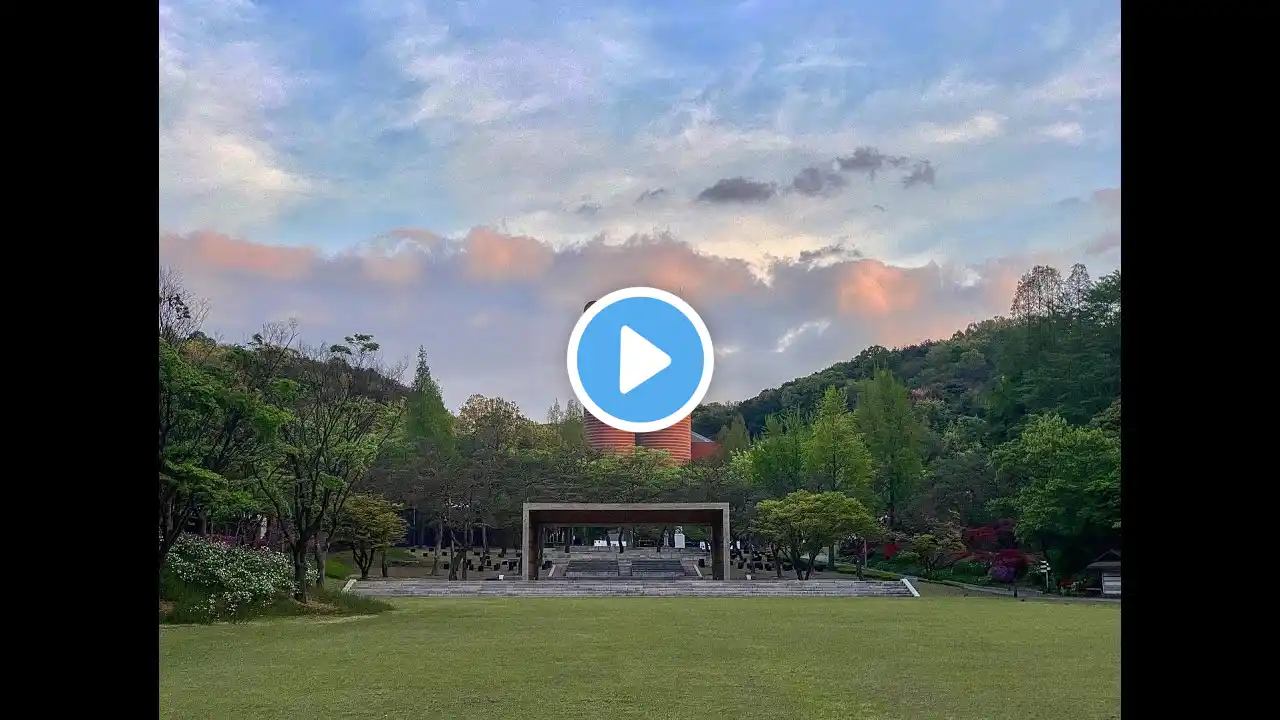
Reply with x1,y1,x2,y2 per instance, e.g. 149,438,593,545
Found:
791,550,805,580
312,536,328,589
292,543,310,602
196,510,209,536
448,529,459,580
380,548,389,578
828,543,837,572
433,518,444,576
773,543,783,578
804,552,815,580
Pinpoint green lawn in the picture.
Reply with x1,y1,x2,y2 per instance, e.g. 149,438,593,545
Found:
159,597,1120,720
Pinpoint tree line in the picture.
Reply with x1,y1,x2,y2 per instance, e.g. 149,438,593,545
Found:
694,263,1122,576
159,261,1120,598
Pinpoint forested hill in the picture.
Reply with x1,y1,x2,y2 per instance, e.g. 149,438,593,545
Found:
692,264,1121,446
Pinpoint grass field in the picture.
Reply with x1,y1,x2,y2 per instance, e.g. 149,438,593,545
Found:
159,596,1120,720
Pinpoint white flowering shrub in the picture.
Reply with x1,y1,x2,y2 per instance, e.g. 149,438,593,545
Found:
165,533,318,620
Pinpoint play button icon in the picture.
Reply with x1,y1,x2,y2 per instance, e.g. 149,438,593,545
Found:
618,326,671,394
568,287,715,433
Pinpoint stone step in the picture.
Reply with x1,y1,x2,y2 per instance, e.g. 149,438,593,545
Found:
354,579,916,598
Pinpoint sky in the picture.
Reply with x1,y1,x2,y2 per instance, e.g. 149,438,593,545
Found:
158,0,1121,418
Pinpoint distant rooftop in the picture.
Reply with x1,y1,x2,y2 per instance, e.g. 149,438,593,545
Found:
691,431,713,443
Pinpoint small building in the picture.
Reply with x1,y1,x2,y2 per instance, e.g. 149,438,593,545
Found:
1084,550,1121,597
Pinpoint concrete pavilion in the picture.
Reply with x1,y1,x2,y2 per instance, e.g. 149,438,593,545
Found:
521,502,731,581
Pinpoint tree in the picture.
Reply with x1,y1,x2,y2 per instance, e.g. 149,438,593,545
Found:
591,448,679,551
338,494,408,579
804,385,874,565
716,413,751,457
909,516,966,573
158,266,208,345
993,413,1120,574
157,323,292,573
754,491,877,580
856,370,924,529
254,334,405,601
456,395,529,560
914,416,998,526
749,411,810,498
383,347,456,564
805,386,873,496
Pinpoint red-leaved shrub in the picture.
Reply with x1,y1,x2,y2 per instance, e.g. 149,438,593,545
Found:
993,549,1030,570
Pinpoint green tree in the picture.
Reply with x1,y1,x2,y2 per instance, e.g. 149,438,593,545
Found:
338,494,408,579
804,385,874,565
805,386,874,497
909,516,966,573
993,413,1121,573
157,325,291,573
754,490,877,580
914,416,998,526
384,346,457,563
455,394,531,560
748,411,810,498
254,334,404,600
856,370,924,529
591,448,679,551
716,413,752,457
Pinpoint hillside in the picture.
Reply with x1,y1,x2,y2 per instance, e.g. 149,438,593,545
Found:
693,264,1120,446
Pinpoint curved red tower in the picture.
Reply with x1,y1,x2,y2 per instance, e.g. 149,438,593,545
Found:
636,415,692,465
584,413,636,454
580,299,636,454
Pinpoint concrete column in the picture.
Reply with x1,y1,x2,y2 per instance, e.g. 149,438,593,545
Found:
722,507,731,581
711,520,726,580
522,512,541,581
521,508,531,580
563,525,571,554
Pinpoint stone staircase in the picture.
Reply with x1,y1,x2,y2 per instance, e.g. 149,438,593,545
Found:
353,579,918,598
564,558,622,579
630,558,691,579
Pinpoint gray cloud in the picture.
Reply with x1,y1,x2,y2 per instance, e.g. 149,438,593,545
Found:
696,177,778,203
160,227,1054,417
902,160,937,189
796,244,863,264
836,147,909,179
636,188,668,203
791,165,848,196
691,146,932,208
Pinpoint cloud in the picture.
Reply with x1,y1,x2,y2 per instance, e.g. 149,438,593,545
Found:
1092,188,1121,217
901,161,938,189
697,178,778,204
161,227,1090,416
158,0,314,232
1037,121,1085,144
912,112,1006,146
156,1,1121,414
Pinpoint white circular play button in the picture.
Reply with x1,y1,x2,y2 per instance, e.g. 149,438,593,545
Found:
567,287,715,433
